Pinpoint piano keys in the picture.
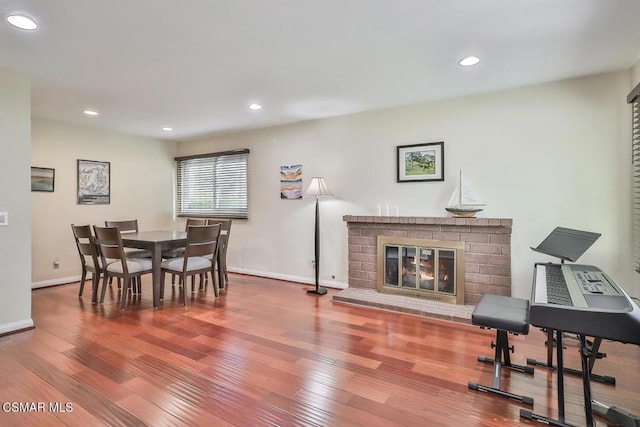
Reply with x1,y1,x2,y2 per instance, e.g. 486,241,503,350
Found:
530,263,640,345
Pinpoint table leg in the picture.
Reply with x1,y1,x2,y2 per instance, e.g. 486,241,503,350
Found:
152,243,161,308
217,250,224,289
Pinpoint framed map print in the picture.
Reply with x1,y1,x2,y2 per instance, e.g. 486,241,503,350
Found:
77,159,110,204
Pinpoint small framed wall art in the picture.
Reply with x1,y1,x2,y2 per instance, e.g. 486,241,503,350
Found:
31,167,55,192
280,164,303,199
397,141,444,182
77,159,110,204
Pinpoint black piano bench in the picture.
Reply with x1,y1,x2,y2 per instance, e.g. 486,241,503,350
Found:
468,294,534,405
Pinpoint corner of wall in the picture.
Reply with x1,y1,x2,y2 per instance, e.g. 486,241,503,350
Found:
631,56,640,87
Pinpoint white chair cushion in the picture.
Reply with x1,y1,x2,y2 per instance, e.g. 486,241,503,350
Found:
84,257,115,269
161,256,211,272
107,258,152,274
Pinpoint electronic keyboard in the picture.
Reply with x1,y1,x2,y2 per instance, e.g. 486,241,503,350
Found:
530,263,640,345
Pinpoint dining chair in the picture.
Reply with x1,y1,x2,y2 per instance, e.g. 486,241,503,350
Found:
71,224,103,303
105,219,152,258
160,223,221,305
162,218,207,259
163,218,208,287
206,218,232,289
93,225,153,309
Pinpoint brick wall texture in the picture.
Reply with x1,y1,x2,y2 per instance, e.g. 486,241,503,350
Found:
344,216,513,305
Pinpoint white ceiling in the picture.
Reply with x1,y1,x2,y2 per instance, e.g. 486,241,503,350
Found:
1,0,640,142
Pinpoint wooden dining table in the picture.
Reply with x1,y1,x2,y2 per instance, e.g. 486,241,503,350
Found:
121,230,187,308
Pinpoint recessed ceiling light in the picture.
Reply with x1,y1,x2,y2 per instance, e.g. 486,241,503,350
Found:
6,14,38,31
162,127,173,131
248,103,263,111
459,56,481,67
83,110,99,116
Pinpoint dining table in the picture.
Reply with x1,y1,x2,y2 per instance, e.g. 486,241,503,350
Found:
121,230,187,308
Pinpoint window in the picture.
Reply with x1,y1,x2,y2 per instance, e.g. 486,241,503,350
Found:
629,82,640,272
176,149,249,219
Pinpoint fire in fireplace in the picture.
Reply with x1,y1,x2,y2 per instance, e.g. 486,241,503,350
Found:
377,237,465,304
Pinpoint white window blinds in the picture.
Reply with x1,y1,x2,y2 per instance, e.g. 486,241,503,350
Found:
629,83,640,272
176,149,249,219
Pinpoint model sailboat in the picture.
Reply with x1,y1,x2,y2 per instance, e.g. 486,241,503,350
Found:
445,170,485,217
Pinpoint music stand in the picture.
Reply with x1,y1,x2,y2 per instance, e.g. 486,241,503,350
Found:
530,226,601,263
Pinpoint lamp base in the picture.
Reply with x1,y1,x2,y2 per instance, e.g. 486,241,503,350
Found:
307,287,328,295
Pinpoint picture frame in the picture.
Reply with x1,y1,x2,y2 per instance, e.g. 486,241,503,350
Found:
397,141,444,182
31,167,55,192
280,164,303,199
77,159,110,205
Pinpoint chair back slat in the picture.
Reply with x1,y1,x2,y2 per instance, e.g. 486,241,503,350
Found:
185,218,207,229
77,241,97,256
105,219,139,234
71,224,101,266
206,218,231,235
93,226,127,263
185,224,221,258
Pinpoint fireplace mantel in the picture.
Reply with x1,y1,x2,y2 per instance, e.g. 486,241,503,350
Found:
343,215,513,305
343,215,512,227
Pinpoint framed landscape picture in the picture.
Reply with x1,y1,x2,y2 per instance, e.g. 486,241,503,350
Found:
77,159,110,204
397,141,444,182
31,167,55,192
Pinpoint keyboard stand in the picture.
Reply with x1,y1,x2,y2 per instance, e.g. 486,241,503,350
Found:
520,331,572,426
522,333,628,427
526,329,616,385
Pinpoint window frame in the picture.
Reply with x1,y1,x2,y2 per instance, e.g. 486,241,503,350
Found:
175,149,249,219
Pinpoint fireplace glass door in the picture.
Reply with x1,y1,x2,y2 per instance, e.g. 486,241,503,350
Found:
383,244,456,298
401,246,417,288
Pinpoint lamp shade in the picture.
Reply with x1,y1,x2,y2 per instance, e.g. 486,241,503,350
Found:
306,177,333,197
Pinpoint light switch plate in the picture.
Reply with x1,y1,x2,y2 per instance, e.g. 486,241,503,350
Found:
0,212,8,226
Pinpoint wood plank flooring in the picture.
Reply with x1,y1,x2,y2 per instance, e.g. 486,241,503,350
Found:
0,274,638,426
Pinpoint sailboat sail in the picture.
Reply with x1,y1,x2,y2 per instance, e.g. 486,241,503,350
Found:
446,170,485,216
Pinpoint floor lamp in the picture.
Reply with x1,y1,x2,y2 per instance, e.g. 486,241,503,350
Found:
306,177,332,295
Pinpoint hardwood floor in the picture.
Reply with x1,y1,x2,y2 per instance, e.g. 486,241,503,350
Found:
0,274,638,426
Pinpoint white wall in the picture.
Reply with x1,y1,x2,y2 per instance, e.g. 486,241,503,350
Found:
0,69,33,333
31,118,177,285
178,70,637,299
632,58,640,87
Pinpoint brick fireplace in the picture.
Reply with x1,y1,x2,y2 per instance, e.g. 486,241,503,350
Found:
343,216,512,305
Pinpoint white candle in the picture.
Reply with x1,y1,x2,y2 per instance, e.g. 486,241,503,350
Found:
385,204,390,216
377,204,381,216
394,206,399,216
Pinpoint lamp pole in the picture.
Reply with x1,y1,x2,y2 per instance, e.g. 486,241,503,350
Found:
308,195,327,294
305,177,331,295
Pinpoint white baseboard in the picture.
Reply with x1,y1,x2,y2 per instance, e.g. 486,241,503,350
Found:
31,270,349,290
32,275,81,289
0,318,34,335
228,267,348,290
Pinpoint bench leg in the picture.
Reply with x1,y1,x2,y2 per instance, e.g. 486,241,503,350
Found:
468,330,534,405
